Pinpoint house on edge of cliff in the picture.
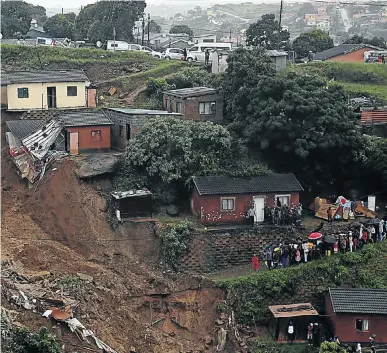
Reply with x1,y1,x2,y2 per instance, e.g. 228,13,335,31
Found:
326,287,387,344
191,174,303,225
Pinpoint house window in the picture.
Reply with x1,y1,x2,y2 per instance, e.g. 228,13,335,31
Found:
199,101,216,115
356,319,369,332
119,125,124,137
17,87,29,98
276,195,290,207
91,130,102,141
221,197,235,211
176,102,182,113
67,86,78,96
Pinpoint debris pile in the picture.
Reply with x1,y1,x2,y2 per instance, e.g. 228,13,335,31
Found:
1,261,117,353
311,196,377,221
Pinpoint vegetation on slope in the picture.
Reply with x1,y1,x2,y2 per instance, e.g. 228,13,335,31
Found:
219,242,387,326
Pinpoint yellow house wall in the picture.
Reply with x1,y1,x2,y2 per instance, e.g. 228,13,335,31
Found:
6,81,87,110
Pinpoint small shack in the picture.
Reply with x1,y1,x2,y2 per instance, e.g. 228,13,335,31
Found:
269,303,320,342
111,190,153,221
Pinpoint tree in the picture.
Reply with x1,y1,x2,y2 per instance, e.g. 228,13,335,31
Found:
344,34,387,49
225,69,363,192
145,19,161,34
44,13,76,38
1,1,46,37
169,25,193,36
75,0,146,42
319,341,342,353
222,47,276,121
246,14,290,49
166,67,218,89
116,117,234,202
293,29,334,58
3,326,62,353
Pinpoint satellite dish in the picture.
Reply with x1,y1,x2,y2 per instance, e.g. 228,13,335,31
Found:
96,41,102,48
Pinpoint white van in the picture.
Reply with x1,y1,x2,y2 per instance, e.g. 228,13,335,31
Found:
107,40,130,51
186,42,232,63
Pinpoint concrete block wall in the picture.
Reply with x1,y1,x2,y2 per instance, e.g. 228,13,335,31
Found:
179,226,309,273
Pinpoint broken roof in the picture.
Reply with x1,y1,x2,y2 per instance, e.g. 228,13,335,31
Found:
112,189,152,199
269,303,319,318
193,174,304,196
266,49,288,57
329,288,387,315
2,70,89,84
22,120,62,159
108,108,182,116
6,120,46,140
163,87,217,98
57,111,113,127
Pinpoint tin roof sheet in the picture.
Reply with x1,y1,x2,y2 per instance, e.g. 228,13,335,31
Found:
269,303,319,318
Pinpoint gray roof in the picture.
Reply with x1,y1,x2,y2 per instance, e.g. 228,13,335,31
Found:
193,174,303,196
2,70,89,84
329,288,387,315
6,119,46,140
313,44,382,61
266,49,288,57
163,87,217,98
57,111,113,127
108,108,182,116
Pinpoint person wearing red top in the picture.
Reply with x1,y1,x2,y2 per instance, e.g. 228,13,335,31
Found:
251,253,260,271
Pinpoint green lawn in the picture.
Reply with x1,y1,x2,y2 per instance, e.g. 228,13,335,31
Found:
336,82,387,100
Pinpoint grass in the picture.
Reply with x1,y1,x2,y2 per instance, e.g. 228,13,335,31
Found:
287,61,387,101
0,43,157,68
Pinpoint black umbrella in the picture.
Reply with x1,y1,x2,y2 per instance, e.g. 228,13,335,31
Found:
324,234,336,244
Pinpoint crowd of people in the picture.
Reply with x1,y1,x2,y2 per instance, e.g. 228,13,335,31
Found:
251,216,387,271
263,202,303,226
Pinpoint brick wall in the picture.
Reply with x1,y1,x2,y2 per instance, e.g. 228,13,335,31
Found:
178,226,309,273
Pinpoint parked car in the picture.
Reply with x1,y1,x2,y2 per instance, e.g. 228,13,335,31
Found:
186,43,232,63
128,43,142,51
162,48,185,60
141,45,162,58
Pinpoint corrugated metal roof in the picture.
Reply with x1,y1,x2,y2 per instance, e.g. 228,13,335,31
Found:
6,120,46,140
312,44,383,61
57,111,113,127
361,110,387,125
108,108,182,116
2,70,89,84
269,303,319,318
193,174,304,196
163,86,217,98
22,120,62,159
329,288,387,315
266,49,288,57
111,189,152,199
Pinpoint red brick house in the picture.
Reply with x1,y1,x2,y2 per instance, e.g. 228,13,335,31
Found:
163,87,224,123
326,288,387,344
312,44,383,62
191,174,303,224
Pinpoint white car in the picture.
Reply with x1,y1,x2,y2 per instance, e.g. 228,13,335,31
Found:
128,43,142,51
141,46,162,58
162,48,185,60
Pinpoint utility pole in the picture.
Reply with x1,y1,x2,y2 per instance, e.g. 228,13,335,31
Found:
147,13,150,46
277,0,284,50
229,29,232,42
61,8,63,14
141,15,145,46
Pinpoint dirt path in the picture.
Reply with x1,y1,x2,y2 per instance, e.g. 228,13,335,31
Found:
124,84,147,105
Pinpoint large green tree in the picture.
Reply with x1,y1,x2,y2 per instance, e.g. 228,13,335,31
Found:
75,0,146,42
246,14,290,49
222,47,276,122
145,19,161,33
169,25,193,36
44,13,76,38
1,1,46,37
293,29,334,58
224,66,363,192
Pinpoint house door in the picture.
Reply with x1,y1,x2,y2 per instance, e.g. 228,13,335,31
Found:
253,197,265,222
47,87,57,108
126,124,131,140
69,132,79,155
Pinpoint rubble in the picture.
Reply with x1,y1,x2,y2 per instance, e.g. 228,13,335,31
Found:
75,153,121,178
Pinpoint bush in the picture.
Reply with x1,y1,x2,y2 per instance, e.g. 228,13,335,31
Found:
166,67,218,89
146,77,168,97
161,220,194,270
2,326,62,353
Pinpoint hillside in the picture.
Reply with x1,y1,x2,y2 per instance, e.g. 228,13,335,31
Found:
287,62,387,102
219,242,387,326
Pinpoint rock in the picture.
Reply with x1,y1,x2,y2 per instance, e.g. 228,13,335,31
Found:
219,313,227,320
205,335,213,345
76,272,93,282
215,319,224,325
75,153,121,179
118,94,125,99
169,332,176,337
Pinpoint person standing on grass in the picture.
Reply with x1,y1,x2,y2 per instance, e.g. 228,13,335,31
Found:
327,206,333,223
251,253,260,272
288,321,295,344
